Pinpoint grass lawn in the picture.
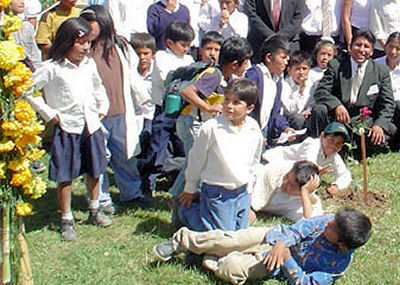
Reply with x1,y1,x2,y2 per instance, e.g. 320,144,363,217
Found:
25,152,400,285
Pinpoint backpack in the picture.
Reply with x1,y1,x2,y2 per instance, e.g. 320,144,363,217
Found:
163,60,222,118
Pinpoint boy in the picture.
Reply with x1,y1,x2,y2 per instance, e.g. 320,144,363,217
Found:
251,160,322,222
263,122,352,196
198,31,224,64
153,208,372,285
245,34,296,148
178,78,263,231
281,50,314,130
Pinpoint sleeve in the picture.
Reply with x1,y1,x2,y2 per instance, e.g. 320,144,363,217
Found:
225,11,248,38
21,22,42,68
197,3,217,32
193,70,220,99
281,82,298,114
247,126,264,194
373,65,395,132
147,4,162,40
276,0,305,41
244,0,275,39
331,154,352,189
35,12,52,45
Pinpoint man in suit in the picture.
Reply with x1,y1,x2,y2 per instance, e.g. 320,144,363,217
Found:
244,0,304,61
310,29,396,151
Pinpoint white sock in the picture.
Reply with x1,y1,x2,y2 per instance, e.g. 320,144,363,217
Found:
62,212,74,221
88,199,100,210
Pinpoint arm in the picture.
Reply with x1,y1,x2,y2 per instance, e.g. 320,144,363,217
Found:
91,61,109,117
147,4,162,39
330,154,352,191
276,0,305,41
341,0,353,49
300,175,320,219
369,1,386,49
225,11,248,38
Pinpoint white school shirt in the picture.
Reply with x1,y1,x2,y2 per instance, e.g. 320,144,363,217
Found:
151,49,194,106
376,56,400,102
263,137,352,189
183,114,263,194
27,57,109,135
206,9,248,39
281,76,314,115
140,59,156,120
350,0,372,29
301,0,341,37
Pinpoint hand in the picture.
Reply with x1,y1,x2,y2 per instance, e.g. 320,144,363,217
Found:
99,114,105,121
301,174,320,194
326,184,339,195
219,9,230,27
284,127,297,143
335,105,350,124
263,241,287,271
318,164,332,176
51,115,60,125
206,103,223,115
368,125,385,145
301,110,312,119
179,192,198,208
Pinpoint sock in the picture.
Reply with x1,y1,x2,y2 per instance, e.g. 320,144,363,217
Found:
88,199,100,210
62,212,74,221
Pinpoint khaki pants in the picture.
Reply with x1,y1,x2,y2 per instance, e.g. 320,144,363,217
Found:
172,227,271,285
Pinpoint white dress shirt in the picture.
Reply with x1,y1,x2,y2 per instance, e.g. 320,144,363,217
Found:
376,56,400,102
302,0,341,36
205,9,248,39
281,76,314,115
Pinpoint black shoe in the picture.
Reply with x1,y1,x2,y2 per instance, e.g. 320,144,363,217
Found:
153,241,176,262
123,196,155,208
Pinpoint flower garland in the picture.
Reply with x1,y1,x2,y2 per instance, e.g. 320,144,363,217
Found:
1,4,46,284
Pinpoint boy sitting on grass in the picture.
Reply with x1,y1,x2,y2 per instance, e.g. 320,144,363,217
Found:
154,207,372,285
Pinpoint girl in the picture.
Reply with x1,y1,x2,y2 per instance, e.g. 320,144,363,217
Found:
80,6,151,209
27,18,111,241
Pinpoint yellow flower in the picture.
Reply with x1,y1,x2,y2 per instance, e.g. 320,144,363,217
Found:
16,201,33,217
14,99,36,123
26,148,45,161
23,177,47,199
2,14,22,34
10,168,32,186
0,40,24,70
15,133,41,148
3,62,33,97
8,157,30,172
0,140,15,152
0,161,7,179
0,0,12,9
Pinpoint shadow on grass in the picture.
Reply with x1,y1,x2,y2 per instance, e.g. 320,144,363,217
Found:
133,216,174,239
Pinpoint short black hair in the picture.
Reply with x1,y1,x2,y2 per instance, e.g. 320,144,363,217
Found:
335,208,372,249
201,31,224,48
323,132,347,143
288,50,311,68
130,32,156,54
259,34,290,62
219,37,253,66
351,29,376,47
291,160,319,189
385,31,400,47
165,21,195,43
313,39,337,66
224,78,258,106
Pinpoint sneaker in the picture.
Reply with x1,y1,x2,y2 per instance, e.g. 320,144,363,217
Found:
60,219,76,241
88,209,112,227
99,202,116,215
153,241,176,262
32,161,46,173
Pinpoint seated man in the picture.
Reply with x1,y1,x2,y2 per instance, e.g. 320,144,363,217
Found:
153,208,372,285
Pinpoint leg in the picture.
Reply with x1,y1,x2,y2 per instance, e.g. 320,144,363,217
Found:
308,104,330,138
58,181,72,215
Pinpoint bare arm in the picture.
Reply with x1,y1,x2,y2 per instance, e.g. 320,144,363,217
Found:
341,0,353,49
181,84,222,114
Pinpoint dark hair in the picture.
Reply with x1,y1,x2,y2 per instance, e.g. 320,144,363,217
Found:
323,132,347,142
335,208,372,249
259,34,290,62
224,78,258,106
165,21,195,43
351,29,376,47
201,31,224,48
219,37,253,66
291,160,319,189
313,39,337,66
130,32,156,54
288,50,311,68
385,31,400,47
47,17,91,61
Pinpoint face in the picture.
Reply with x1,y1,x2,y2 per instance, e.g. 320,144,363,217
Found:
222,93,253,125
88,21,101,42
220,0,238,14
288,62,309,84
232,59,249,77
321,133,345,157
200,41,221,63
167,40,191,58
135,46,154,74
316,45,335,69
281,171,300,196
61,0,77,9
323,220,342,247
265,51,289,76
66,36,90,66
349,36,374,64
11,0,25,14
384,38,400,65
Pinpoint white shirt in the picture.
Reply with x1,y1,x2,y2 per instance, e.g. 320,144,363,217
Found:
281,76,314,115
262,137,352,189
27,58,109,135
376,56,400,102
350,0,372,29
205,9,248,39
151,49,194,106
24,0,41,19
302,0,341,36
184,114,263,194
140,59,156,120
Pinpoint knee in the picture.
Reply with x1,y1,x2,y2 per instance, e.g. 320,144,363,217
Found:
312,104,329,117
214,252,248,285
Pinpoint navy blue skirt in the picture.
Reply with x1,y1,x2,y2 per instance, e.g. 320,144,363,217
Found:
49,125,107,183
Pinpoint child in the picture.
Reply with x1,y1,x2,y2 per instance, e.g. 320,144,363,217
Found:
154,208,372,285
198,31,224,64
263,122,352,196
27,18,110,241
308,39,337,88
281,50,314,130
178,78,263,231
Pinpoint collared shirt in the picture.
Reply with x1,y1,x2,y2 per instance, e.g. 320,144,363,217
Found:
27,58,109,135
281,76,314,115
161,0,181,12
140,60,156,120
184,114,263,194
264,214,353,285
376,56,400,101
206,9,248,39
301,0,341,36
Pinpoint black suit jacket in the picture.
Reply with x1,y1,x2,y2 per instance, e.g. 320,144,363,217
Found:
245,0,304,55
314,55,395,132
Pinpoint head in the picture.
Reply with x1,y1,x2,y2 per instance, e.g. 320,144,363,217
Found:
222,78,257,125
324,208,372,250
349,29,375,64
384,32,400,65
47,17,91,64
219,37,252,77
60,0,77,10
11,0,25,14
165,21,195,57
313,39,337,69
219,0,239,14
320,122,349,157
287,51,311,85
80,5,116,43
259,35,290,76
130,33,156,74
281,161,319,196
200,31,223,63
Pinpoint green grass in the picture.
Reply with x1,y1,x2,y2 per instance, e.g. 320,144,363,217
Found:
25,152,400,285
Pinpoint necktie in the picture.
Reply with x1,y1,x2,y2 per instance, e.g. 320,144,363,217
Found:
350,65,362,105
321,0,331,37
273,0,280,30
